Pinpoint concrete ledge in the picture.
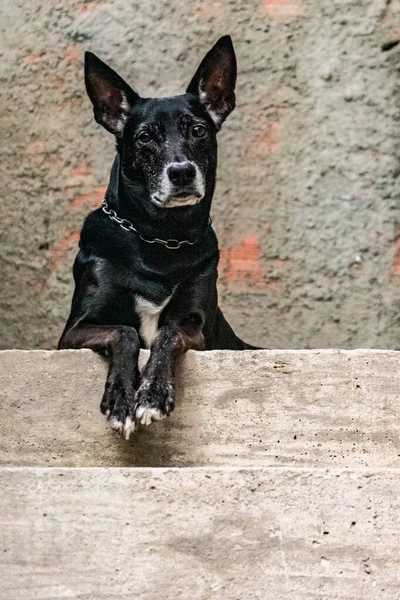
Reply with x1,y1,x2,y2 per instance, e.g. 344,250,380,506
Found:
1,350,399,598
0,466,399,599
0,349,399,467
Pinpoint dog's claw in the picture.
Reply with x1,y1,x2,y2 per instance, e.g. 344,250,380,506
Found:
135,404,167,425
140,413,152,426
108,415,136,440
123,416,135,440
133,377,174,426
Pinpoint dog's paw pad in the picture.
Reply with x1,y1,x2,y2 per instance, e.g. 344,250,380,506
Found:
135,405,166,426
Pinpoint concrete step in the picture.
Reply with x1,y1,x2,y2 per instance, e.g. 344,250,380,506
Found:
0,466,399,599
0,349,399,467
1,350,400,598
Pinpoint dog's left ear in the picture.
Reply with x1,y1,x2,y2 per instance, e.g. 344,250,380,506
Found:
186,35,237,130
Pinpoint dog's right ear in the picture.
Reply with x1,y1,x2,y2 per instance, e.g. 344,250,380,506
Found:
84,52,139,135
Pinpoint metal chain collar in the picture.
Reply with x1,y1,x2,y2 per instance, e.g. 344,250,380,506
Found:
101,199,211,250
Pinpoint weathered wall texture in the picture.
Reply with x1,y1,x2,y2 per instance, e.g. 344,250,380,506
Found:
0,0,399,349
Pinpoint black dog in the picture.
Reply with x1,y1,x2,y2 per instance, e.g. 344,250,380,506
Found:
59,36,259,439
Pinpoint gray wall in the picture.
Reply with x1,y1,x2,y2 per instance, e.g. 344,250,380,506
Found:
0,0,399,350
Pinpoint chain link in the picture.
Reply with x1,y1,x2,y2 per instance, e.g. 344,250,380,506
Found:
101,199,210,250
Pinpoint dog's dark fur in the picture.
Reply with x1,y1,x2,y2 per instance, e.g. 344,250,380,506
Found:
59,36,259,438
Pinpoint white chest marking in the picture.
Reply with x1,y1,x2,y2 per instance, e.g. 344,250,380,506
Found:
135,295,172,348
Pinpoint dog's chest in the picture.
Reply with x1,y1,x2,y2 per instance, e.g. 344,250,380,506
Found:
135,294,172,348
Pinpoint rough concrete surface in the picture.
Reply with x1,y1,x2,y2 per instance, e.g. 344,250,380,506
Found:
1,1,400,350
1,349,399,467
0,466,399,599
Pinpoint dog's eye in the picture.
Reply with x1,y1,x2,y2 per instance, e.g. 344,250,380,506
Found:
137,131,152,143
192,124,207,138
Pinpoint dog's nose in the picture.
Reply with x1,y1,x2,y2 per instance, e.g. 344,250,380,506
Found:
167,162,196,187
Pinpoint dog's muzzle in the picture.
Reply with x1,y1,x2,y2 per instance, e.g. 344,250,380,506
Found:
151,161,205,208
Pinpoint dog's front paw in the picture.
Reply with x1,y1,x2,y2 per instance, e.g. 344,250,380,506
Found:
100,378,136,440
134,377,175,426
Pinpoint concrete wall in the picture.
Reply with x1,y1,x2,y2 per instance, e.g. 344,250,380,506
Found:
0,0,399,350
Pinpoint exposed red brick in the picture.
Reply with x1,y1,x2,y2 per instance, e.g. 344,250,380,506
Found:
194,2,223,20
261,0,302,18
56,95,85,114
24,53,45,64
219,237,282,292
64,44,81,65
392,232,400,276
381,1,400,38
70,186,107,209
74,1,99,15
25,140,48,154
49,232,80,273
71,161,91,177
248,121,281,156
243,120,283,175
26,275,48,293
242,106,291,174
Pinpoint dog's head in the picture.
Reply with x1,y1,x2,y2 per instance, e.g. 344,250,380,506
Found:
84,36,236,209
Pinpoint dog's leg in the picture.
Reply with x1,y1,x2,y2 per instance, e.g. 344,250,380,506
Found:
59,324,140,438
134,312,205,425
